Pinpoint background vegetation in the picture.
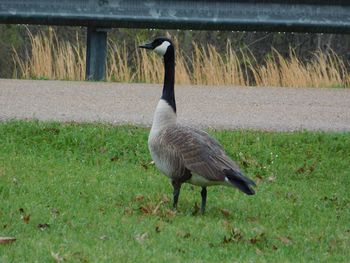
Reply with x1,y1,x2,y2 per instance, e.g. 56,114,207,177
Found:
2,25,350,87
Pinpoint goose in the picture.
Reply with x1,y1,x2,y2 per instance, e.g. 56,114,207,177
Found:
139,37,256,214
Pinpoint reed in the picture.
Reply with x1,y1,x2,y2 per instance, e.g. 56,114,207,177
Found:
251,48,350,88
107,40,134,82
13,29,350,88
13,28,85,80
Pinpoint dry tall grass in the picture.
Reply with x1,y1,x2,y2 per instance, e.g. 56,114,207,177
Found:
13,28,85,80
13,29,350,88
251,48,350,88
107,40,134,82
191,41,249,86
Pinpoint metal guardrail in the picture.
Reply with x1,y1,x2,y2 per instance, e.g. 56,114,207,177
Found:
1,0,350,80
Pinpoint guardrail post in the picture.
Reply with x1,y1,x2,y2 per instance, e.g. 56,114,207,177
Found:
86,27,108,81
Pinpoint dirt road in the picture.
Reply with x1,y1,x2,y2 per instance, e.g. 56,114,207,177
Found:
1,79,349,131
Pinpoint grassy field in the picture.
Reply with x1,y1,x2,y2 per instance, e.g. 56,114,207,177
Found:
0,120,349,262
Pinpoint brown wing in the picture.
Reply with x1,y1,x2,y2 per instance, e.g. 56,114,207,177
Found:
162,125,242,182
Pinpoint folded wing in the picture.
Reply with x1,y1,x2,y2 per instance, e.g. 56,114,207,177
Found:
162,125,256,194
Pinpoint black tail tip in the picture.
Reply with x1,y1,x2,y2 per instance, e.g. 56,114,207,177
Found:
245,188,255,195
233,181,256,195
225,171,256,195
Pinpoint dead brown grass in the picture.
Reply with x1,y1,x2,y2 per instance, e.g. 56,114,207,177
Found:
13,27,85,80
13,29,350,88
107,40,134,82
251,48,350,88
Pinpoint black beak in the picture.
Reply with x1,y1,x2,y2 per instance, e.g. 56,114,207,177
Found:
139,42,153,49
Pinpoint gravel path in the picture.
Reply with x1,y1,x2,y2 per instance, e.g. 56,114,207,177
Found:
1,79,349,131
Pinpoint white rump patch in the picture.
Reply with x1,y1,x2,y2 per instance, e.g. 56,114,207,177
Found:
154,41,171,56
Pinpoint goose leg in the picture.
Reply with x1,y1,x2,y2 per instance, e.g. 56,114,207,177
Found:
201,187,207,214
171,180,181,210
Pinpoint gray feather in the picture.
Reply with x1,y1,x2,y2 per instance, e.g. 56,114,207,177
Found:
151,124,256,194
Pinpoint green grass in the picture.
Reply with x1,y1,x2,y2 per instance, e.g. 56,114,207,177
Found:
0,120,349,262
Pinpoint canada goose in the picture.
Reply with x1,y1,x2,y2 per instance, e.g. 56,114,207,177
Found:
140,37,256,214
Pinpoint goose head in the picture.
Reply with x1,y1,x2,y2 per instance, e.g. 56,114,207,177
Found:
139,37,173,56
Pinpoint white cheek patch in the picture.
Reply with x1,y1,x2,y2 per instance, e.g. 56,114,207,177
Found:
154,41,171,56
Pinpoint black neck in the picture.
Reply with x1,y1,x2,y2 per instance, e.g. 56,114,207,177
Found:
161,46,176,113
